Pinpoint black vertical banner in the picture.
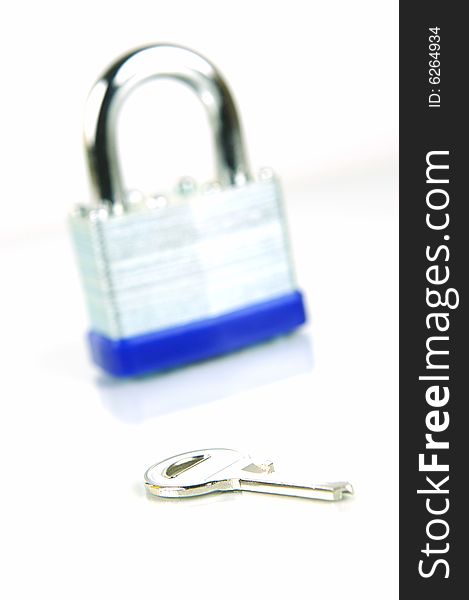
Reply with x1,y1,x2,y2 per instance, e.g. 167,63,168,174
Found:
400,3,466,596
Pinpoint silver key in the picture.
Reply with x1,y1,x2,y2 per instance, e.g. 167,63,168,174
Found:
144,448,354,501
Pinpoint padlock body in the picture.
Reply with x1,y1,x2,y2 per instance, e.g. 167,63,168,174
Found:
70,178,306,377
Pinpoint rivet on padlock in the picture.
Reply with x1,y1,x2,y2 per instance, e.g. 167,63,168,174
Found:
70,44,307,377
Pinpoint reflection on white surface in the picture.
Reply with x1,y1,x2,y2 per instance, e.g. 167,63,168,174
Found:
141,486,353,510
142,486,239,509
1,24,398,593
98,331,313,423
0,165,398,600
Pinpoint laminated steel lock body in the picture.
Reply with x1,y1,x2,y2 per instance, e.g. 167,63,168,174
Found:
70,44,306,377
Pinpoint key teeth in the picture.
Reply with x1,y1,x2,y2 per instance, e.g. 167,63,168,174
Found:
334,482,354,499
322,482,354,501
241,459,275,474
259,459,275,474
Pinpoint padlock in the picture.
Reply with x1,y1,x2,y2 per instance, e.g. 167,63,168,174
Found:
70,44,307,377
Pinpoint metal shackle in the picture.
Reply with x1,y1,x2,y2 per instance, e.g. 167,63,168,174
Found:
84,44,252,207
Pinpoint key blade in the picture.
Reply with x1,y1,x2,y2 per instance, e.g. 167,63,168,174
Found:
238,477,354,501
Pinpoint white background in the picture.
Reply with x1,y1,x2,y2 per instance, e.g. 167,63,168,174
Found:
0,1,398,598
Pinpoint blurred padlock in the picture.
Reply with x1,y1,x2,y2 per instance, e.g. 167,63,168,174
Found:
70,44,306,377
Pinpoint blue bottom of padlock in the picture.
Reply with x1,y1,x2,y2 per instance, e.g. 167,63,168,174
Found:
88,291,307,378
